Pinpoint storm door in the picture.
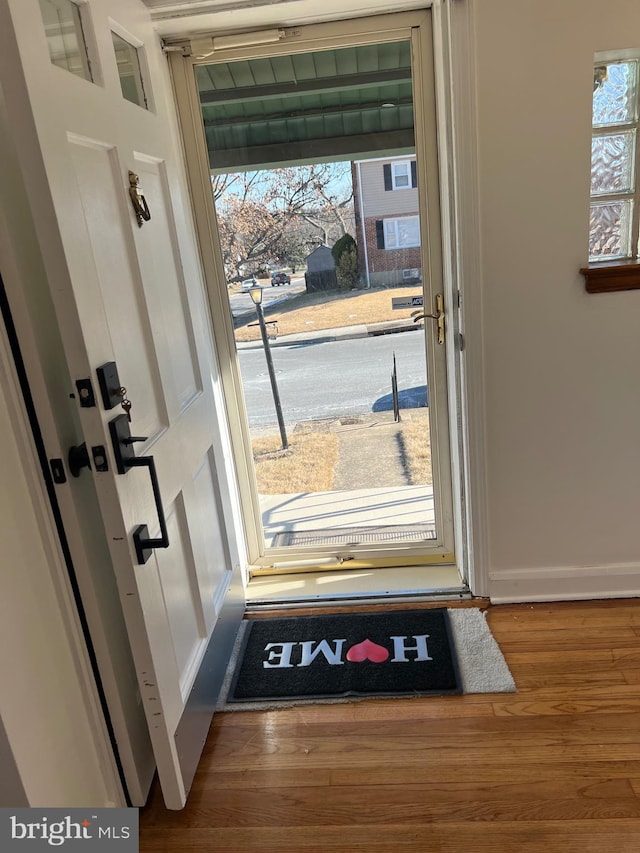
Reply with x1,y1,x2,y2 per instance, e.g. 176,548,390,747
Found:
169,12,458,583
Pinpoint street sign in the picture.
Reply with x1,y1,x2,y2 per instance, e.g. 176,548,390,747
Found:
392,295,424,310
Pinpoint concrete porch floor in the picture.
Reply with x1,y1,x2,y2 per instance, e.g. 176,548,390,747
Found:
260,485,435,548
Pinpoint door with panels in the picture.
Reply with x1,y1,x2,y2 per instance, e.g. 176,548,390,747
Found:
1,0,244,808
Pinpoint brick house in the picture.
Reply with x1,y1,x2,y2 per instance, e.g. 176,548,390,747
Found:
352,155,422,287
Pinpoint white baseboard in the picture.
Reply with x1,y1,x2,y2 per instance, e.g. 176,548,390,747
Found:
488,563,640,604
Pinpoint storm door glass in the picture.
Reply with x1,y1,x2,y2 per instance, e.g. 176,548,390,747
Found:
195,29,454,570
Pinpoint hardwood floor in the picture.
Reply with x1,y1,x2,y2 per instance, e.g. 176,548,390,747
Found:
140,599,640,852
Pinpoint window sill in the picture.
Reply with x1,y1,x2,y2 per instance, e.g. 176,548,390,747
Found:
580,259,640,293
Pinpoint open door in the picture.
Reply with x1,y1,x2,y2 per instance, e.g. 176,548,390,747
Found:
1,0,244,808
168,12,459,593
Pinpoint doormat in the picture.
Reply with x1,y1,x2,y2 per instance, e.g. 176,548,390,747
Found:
218,608,515,710
228,609,460,703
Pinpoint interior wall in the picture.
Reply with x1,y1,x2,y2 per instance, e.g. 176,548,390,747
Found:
473,0,640,599
0,716,27,807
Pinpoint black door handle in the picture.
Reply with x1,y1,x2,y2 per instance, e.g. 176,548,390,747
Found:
128,455,170,565
108,414,170,564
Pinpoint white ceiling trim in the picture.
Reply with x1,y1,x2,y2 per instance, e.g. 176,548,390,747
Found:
147,0,434,37
146,0,294,15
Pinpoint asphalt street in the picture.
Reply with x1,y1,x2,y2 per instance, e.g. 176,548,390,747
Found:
229,276,305,321
238,329,427,427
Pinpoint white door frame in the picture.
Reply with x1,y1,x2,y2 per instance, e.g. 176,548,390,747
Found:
431,0,488,597
154,2,487,595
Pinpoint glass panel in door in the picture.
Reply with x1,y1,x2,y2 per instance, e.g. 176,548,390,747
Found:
195,32,453,566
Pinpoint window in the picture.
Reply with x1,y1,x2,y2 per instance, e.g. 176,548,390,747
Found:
39,0,93,82
383,160,417,191
392,161,411,189
383,216,420,249
589,59,639,260
112,31,148,109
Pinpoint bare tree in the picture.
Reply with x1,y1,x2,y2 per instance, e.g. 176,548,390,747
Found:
212,164,354,279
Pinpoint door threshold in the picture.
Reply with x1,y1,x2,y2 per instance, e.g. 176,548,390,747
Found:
246,564,467,609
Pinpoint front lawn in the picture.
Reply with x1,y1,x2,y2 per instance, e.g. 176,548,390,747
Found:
235,285,421,342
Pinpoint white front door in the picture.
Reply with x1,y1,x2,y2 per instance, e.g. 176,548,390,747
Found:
1,0,244,808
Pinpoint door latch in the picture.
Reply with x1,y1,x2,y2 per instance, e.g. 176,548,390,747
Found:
67,443,109,476
413,293,445,344
49,458,67,484
75,377,96,408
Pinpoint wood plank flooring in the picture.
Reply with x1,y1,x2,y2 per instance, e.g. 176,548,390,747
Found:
140,599,640,852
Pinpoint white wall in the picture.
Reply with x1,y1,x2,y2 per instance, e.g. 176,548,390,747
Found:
0,717,27,807
473,0,640,599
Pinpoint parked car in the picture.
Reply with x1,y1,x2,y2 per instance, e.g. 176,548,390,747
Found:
241,276,259,291
270,272,291,286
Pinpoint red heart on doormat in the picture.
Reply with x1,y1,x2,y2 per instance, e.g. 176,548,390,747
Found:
346,639,390,663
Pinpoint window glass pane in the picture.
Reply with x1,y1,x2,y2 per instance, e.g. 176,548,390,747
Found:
39,0,92,81
384,220,399,248
392,163,410,188
384,217,420,248
112,32,147,109
593,61,638,127
202,39,438,557
589,200,633,259
397,217,420,247
590,131,636,195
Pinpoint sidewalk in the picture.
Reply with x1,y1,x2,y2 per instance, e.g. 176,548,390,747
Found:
259,412,435,548
236,317,419,350
332,415,411,490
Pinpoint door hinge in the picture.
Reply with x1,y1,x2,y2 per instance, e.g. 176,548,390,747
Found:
457,332,465,351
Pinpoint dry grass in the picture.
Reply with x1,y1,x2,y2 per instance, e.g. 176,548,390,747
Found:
235,286,420,342
252,431,339,494
398,412,432,485
252,413,431,494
